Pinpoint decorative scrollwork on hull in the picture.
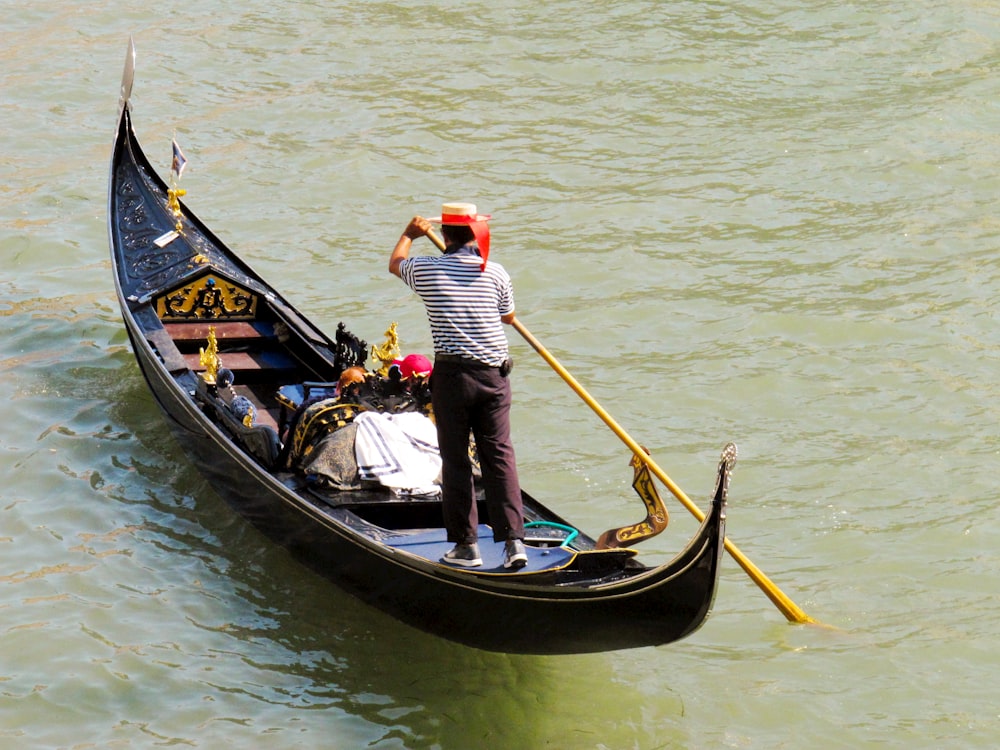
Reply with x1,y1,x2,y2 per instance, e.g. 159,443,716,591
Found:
114,163,193,289
114,158,246,300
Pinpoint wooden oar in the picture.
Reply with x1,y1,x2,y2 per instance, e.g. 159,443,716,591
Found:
423,228,816,624
514,318,817,624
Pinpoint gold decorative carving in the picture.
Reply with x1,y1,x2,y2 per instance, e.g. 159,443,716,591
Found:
371,322,400,376
166,187,186,231
155,274,257,320
199,326,221,385
612,456,668,544
595,449,669,550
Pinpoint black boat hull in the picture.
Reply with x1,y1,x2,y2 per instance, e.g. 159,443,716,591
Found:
130,324,724,652
108,40,728,654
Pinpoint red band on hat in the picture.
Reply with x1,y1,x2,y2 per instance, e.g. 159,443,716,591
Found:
441,213,476,224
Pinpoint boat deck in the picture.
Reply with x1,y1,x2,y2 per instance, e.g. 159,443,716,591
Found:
387,525,577,574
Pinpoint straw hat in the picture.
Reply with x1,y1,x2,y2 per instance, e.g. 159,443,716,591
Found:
427,202,493,269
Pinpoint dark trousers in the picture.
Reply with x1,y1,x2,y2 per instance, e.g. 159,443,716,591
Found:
431,360,524,544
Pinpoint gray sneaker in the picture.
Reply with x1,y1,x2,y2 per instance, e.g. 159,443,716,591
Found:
503,539,528,570
442,542,482,567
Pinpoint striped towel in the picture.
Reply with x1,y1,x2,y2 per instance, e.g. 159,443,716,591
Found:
354,411,441,496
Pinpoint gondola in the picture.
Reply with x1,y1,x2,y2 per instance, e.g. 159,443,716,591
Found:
107,40,734,654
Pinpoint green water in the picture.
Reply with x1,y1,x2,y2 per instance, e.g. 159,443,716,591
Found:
2,1,999,747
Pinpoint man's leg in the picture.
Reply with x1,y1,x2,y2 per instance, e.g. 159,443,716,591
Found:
432,363,478,544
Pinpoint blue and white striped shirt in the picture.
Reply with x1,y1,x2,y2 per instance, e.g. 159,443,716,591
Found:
399,247,514,367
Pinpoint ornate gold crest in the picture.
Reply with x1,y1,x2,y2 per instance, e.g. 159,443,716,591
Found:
155,273,257,320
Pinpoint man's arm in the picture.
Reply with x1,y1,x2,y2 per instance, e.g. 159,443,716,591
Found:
501,312,516,325
389,216,433,277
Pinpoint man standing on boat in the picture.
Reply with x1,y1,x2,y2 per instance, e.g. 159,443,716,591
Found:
389,203,528,570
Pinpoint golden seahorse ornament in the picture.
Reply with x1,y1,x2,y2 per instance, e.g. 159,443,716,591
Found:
371,322,401,376
198,326,221,385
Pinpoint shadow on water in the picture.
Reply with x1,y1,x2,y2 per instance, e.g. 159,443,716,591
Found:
77,350,687,747
1,285,691,746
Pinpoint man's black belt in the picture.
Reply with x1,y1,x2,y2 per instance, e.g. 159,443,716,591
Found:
435,353,495,369
435,353,514,376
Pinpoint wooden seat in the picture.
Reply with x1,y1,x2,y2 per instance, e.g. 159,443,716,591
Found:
164,320,295,383
163,320,275,344
144,326,189,373
183,349,297,376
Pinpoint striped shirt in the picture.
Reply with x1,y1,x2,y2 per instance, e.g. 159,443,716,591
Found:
399,248,514,367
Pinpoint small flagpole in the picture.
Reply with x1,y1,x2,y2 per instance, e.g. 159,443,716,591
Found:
166,131,187,232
